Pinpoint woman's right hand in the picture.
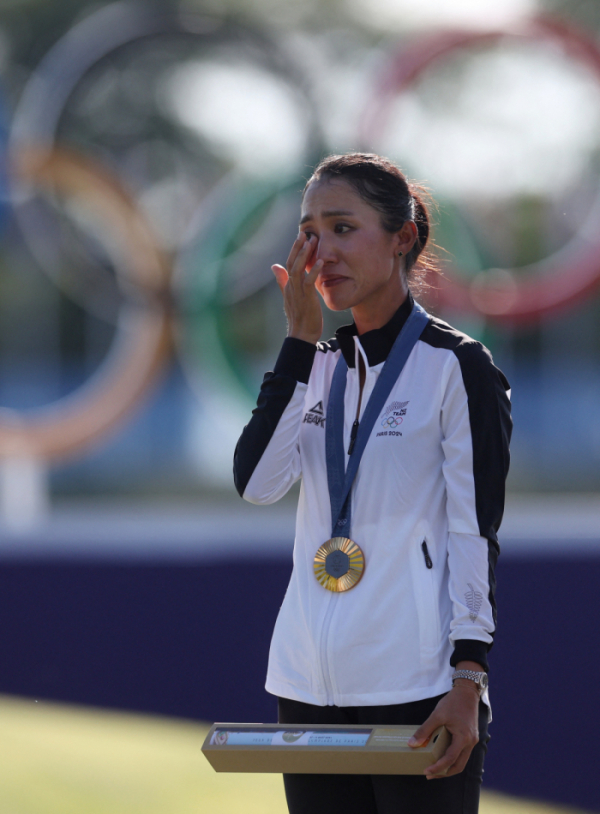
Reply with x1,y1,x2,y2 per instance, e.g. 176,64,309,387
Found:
272,233,324,345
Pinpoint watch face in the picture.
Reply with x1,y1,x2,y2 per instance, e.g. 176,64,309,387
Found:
479,673,489,690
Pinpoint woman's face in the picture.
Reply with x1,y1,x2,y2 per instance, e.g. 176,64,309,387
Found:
300,178,411,318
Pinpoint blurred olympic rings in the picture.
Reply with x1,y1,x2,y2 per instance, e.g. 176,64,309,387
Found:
381,416,402,428
4,5,600,471
0,147,171,460
1,1,324,466
175,175,306,407
361,16,600,323
11,2,320,151
10,0,322,320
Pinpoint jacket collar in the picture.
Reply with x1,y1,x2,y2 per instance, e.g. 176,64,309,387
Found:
335,293,415,369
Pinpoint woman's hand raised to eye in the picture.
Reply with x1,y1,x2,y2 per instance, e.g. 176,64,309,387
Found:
272,233,324,345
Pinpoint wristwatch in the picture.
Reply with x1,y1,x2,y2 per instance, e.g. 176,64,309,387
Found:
451,670,488,694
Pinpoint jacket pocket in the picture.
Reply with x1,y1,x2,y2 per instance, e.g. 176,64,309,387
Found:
412,533,441,654
421,540,433,569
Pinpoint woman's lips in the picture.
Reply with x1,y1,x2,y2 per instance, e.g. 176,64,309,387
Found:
320,275,349,288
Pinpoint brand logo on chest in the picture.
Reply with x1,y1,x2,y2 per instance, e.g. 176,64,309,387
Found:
376,400,409,438
303,400,326,428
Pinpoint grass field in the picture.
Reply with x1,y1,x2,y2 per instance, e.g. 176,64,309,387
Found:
0,695,589,814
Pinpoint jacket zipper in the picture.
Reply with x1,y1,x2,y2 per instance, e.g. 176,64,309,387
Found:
321,348,366,703
347,354,366,455
319,595,337,704
421,540,433,569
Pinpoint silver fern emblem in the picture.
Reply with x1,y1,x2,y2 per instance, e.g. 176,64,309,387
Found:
384,400,409,417
465,583,483,622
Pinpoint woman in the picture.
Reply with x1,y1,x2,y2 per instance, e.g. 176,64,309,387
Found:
233,153,512,814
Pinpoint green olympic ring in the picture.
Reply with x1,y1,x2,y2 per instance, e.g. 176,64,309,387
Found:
175,171,327,410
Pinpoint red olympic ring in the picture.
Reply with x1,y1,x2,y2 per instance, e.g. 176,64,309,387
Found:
360,17,600,324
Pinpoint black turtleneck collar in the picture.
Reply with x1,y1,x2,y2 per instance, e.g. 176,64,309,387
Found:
335,293,416,368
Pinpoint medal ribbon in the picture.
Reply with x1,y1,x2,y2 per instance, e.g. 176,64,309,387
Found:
325,302,429,539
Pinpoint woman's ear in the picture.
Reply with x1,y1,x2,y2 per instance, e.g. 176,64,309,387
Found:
395,220,418,257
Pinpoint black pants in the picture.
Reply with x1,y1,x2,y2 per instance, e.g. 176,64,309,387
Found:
278,695,489,814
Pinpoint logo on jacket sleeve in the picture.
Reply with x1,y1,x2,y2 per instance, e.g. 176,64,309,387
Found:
303,400,326,428
465,583,483,622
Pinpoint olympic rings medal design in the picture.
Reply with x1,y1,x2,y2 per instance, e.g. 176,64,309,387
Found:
314,537,365,592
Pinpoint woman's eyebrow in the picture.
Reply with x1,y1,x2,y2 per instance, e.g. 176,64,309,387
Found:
299,209,355,225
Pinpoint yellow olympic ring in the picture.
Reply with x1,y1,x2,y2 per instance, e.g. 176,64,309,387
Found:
0,148,172,461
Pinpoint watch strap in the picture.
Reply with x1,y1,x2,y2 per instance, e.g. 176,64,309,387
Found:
451,670,488,693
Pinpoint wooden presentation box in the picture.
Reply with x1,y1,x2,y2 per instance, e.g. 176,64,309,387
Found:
202,723,450,775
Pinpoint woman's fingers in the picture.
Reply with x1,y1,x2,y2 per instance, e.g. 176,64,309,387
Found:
278,233,320,292
273,232,322,343
287,233,316,278
425,742,472,779
285,233,307,274
286,231,305,262
306,258,323,284
271,264,289,293
410,686,479,780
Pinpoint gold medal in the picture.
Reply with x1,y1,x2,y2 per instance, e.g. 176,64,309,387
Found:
313,537,365,592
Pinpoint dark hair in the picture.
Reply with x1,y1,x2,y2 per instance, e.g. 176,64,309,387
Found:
304,153,437,288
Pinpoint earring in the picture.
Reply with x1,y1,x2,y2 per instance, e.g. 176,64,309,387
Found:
398,251,403,257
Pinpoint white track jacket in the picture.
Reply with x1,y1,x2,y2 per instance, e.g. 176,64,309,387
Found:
234,296,512,708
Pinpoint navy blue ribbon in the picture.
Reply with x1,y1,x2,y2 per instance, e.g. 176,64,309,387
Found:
325,302,429,539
